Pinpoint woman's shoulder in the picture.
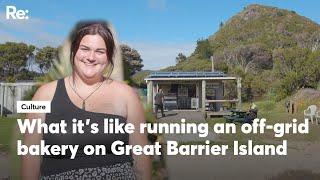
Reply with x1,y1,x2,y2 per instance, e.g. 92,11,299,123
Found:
108,79,139,98
32,80,58,101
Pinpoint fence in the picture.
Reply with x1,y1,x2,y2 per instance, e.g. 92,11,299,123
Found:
0,81,37,116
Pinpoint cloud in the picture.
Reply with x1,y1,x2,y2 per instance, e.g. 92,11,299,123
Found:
0,12,64,47
0,12,61,31
0,29,17,42
148,0,167,10
123,41,196,70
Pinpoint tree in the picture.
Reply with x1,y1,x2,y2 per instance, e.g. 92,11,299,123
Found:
214,60,228,73
35,46,58,74
219,21,224,29
223,44,272,73
193,39,213,59
175,53,187,64
273,47,320,99
120,44,144,76
0,42,35,80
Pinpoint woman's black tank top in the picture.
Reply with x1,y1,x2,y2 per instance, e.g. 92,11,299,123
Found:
40,79,133,176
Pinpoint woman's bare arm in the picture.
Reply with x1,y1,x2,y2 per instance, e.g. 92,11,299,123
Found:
21,112,43,180
21,82,56,180
126,87,152,180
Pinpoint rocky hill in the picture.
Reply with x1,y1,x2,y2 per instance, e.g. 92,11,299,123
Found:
164,4,320,72
135,4,320,101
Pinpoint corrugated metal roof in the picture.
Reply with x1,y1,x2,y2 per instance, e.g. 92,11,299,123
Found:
147,71,226,78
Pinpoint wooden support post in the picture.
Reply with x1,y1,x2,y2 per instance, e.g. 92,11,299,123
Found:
0,84,3,117
201,80,206,112
237,77,242,109
147,80,153,108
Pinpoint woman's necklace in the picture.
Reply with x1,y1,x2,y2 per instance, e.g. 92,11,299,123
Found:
68,76,105,110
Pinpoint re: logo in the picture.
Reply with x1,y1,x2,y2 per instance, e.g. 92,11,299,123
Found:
6,5,29,20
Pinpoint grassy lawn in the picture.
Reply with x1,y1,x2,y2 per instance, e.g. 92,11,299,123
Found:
0,116,18,153
0,115,165,179
206,101,320,147
1,101,319,179
0,116,22,179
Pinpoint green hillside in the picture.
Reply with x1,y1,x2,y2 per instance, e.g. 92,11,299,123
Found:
209,4,320,53
171,4,320,70
149,4,320,101
131,70,152,88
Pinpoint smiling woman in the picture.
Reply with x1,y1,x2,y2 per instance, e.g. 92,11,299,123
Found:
21,21,151,180
74,35,109,80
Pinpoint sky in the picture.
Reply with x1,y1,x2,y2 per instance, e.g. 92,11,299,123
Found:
0,0,319,70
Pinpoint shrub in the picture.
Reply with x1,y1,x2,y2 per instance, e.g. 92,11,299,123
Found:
258,100,276,111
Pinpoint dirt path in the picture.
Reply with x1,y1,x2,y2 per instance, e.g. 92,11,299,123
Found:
158,111,320,179
164,142,320,180
157,110,218,142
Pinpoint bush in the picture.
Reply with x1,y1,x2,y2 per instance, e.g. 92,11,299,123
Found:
144,105,156,124
23,86,39,101
258,100,276,111
5,76,16,83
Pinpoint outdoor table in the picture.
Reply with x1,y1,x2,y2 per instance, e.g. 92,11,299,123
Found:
231,109,247,117
224,109,247,123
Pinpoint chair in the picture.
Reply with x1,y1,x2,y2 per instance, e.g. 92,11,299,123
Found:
304,105,317,124
316,111,320,125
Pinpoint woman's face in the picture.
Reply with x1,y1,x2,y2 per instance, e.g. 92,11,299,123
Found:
74,34,108,79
